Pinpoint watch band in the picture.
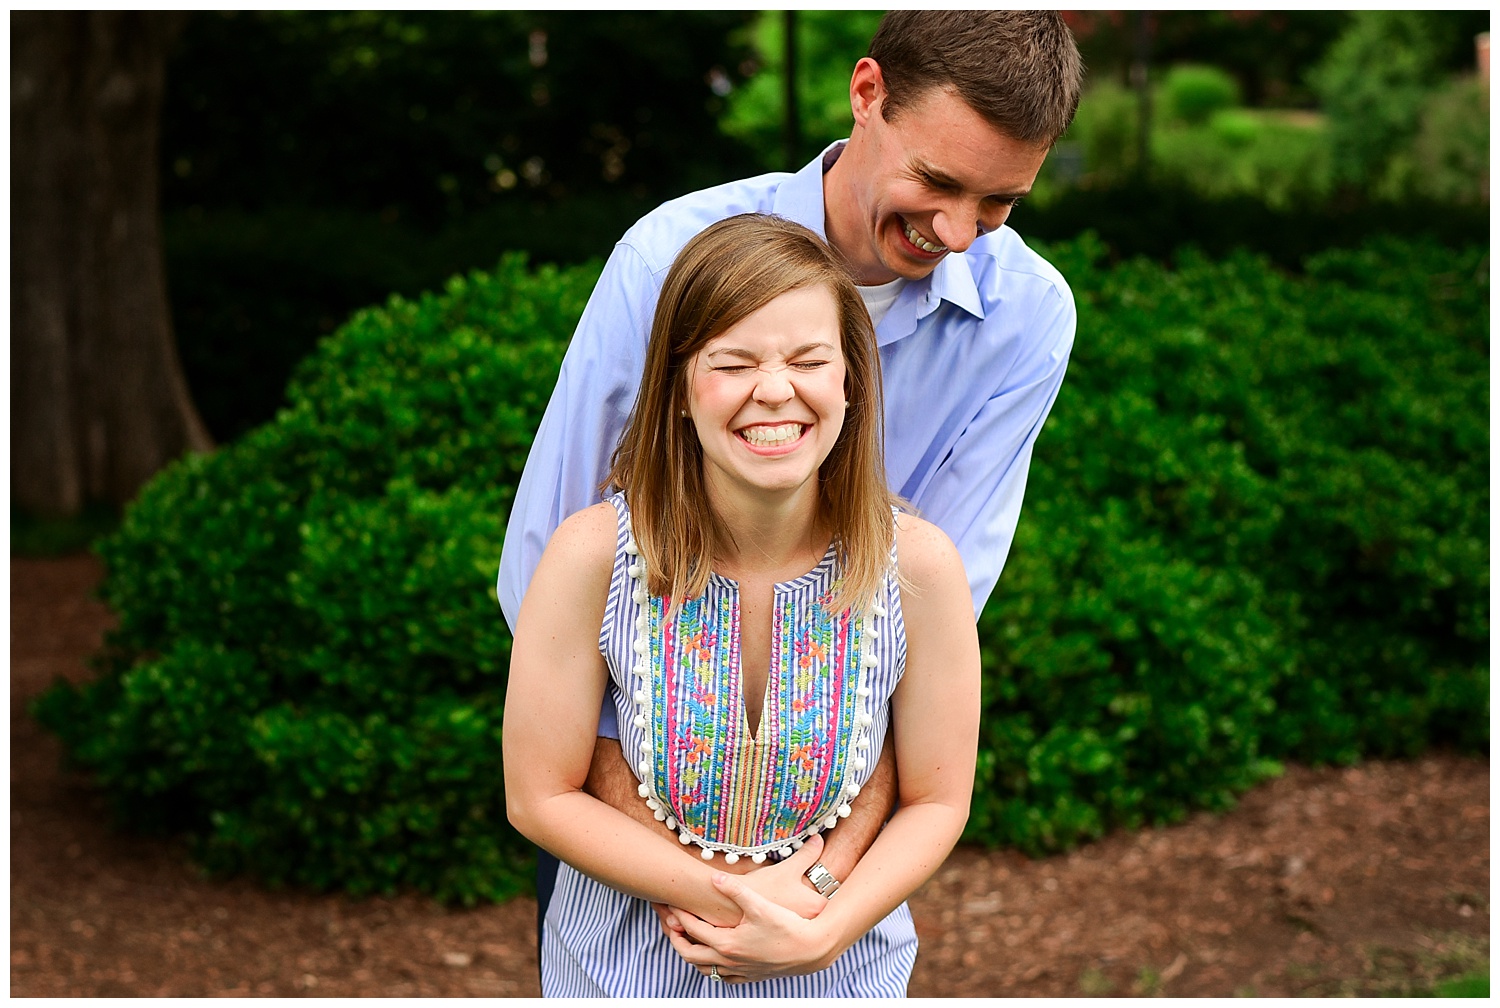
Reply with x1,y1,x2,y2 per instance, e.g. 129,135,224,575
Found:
804,861,842,898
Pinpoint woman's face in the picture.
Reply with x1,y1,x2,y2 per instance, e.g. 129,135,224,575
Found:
685,284,848,505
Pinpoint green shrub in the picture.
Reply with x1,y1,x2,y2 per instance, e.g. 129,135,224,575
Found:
34,237,1488,896
34,254,598,903
1163,64,1241,125
1410,78,1489,205
965,235,1488,854
1309,11,1442,187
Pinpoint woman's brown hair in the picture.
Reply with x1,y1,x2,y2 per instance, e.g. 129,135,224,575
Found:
607,213,895,614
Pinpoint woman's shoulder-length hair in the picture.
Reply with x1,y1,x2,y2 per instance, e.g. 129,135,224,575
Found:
606,213,896,615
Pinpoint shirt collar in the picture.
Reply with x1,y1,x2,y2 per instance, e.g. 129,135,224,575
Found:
774,140,986,323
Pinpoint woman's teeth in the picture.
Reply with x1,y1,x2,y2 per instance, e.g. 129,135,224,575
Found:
739,423,805,447
904,221,947,254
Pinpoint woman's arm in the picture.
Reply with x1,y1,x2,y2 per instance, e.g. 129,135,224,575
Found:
503,503,749,926
663,513,981,981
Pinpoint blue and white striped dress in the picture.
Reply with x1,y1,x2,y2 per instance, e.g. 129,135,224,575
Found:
540,493,917,997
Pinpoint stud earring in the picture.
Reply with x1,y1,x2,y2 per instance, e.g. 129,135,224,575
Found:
680,409,688,418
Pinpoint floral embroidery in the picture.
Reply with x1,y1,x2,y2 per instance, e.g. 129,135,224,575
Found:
619,501,889,862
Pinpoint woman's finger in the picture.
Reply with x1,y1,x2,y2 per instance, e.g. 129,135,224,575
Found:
666,922,728,967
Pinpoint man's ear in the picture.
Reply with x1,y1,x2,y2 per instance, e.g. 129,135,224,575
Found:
849,57,887,129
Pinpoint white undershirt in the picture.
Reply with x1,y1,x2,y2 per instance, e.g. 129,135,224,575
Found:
856,277,908,329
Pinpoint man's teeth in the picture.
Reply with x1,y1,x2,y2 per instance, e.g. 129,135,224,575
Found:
904,222,947,254
739,423,805,447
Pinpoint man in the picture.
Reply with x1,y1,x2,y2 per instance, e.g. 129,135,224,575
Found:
499,8,1081,970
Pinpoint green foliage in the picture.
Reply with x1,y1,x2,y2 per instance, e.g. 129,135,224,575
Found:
1309,11,1443,188
163,11,758,222
34,254,600,903
35,238,1487,897
162,11,759,440
718,10,885,172
1162,64,1241,124
1410,79,1490,205
965,235,1488,854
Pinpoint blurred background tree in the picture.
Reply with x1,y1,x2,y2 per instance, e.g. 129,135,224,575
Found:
158,10,758,442
12,12,212,520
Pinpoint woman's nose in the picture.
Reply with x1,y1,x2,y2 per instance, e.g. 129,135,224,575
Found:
752,365,795,405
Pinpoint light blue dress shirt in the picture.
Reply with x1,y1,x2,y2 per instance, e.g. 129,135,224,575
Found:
498,141,1075,637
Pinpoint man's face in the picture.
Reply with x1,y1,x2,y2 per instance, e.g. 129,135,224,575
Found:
832,64,1051,286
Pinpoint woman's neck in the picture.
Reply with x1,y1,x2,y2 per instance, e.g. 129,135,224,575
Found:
704,479,827,578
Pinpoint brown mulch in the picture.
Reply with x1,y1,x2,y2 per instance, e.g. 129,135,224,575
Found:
11,554,1489,997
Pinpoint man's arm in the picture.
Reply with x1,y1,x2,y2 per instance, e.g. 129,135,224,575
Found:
912,283,1075,617
497,241,659,631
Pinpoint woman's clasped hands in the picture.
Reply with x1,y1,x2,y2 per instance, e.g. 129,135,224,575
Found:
654,835,845,985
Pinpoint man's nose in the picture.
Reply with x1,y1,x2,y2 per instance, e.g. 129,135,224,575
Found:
932,206,981,253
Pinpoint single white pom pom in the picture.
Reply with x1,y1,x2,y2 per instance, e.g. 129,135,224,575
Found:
665,816,677,831
634,715,647,730
724,852,739,865
679,831,693,845
633,639,647,655
872,603,887,617
867,626,881,639
627,563,642,578
645,797,660,811
852,757,867,771
855,712,873,728
838,803,852,818
847,783,861,797
634,689,647,704
790,839,803,850
639,759,651,775
824,816,839,830
779,847,793,858
701,847,715,861
625,539,639,556
857,685,872,697
633,587,647,604
637,783,651,798
653,808,667,822
862,653,879,667
752,853,767,864
638,739,652,752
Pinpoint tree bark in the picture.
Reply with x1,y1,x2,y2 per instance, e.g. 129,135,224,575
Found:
12,11,212,518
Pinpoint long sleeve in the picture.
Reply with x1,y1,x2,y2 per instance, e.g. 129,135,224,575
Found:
906,280,1075,619
497,242,660,632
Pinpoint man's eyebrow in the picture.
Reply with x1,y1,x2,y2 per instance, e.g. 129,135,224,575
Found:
911,157,1032,200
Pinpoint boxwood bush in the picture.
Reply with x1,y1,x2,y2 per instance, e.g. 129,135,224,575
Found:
34,237,1487,900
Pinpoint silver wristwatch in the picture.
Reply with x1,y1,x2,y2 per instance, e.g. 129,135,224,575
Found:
804,861,841,898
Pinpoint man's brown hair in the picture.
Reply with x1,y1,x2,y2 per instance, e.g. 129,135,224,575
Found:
607,213,896,616
869,10,1083,145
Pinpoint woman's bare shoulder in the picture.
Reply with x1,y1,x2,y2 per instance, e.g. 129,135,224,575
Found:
893,511,965,593
550,501,618,558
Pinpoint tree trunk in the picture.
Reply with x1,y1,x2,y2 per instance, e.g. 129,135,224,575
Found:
12,11,212,518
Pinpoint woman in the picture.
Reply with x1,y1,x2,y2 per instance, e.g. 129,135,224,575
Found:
503,214,979,996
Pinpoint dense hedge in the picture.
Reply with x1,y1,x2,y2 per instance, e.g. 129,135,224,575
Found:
35,236,1488,900
35,255,593,902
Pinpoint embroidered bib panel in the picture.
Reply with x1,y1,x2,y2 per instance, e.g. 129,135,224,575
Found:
601,493,905,862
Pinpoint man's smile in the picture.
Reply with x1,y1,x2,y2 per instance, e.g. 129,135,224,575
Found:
901,218,948,255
